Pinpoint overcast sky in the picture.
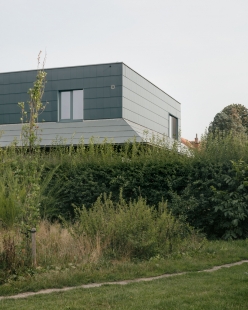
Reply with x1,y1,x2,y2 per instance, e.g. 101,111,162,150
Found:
1,0,248,140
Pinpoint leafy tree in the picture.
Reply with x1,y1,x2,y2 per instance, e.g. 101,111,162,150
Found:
208,104,248,136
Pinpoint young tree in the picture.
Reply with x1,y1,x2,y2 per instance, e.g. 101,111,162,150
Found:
18,51,48,150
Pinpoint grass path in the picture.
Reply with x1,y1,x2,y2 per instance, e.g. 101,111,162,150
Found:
1,260,247,301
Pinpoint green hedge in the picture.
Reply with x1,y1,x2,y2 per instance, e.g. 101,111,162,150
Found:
44,158,241,239
1,134,248,239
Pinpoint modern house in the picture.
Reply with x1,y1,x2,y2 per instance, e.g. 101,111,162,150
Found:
0,62,181,147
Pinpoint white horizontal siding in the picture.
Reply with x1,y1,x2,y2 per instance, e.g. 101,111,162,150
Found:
0,119,142,147
123,107,168,135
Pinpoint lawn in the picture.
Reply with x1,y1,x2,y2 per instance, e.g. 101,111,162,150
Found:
0,239,247,297
1,263,247,309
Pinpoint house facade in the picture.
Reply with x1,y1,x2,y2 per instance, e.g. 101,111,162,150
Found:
0,62,181,146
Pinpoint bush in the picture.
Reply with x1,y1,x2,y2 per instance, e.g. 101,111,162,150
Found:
65,194,195,260
211,160,248,239
2,134,248,240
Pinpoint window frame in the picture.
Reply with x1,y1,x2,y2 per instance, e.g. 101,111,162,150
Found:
169,114,178,140
58,89,84,122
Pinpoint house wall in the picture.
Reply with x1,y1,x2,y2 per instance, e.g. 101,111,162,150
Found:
122,64,181,137
0,63,122,125
0,119,142,147
0,62,182,146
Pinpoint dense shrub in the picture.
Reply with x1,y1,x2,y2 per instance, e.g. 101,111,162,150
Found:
63,194,194,259
1,133,248,239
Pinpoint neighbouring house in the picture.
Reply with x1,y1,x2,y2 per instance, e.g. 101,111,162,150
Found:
0,62,181,147
181,134,200,149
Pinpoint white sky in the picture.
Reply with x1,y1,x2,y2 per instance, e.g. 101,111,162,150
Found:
1,0,248,140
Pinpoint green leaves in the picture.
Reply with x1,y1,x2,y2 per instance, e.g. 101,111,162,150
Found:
208,104,248,136
18,51,48,150
2,132,248,241
64,194,193,260
211,160,248,239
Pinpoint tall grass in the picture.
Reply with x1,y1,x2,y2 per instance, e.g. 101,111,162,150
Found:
0,169,20,228
64,194,195,260
194,130,248,162
0,195,201,279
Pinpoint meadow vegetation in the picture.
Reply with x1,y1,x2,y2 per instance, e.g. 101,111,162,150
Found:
0,132,248,290
1,263,248,309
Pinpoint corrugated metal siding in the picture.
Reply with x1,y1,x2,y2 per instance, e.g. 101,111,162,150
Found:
0,63,122,125
0,119,142,147
122,64,181,137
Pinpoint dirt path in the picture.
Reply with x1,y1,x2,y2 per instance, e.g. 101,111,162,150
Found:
0,260,247,301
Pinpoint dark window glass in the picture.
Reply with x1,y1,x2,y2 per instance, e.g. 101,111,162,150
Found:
169,115,178,139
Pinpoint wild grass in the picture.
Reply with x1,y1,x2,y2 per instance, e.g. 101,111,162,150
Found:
65,194,195,260
0,134,248,296
1,262,248,309
0,194,201,285
194,130,248,162
0,222,247,296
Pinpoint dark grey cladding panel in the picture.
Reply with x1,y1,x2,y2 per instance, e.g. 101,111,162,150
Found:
0,95,6,104
78,78,96,89
84,85,121,99
39,111,54,122
42,100,57,112
2,103,17,113
43,91,57,102
8,114,20,124
8,94,16,103
56,79,72,90
8,72,25,84
26,71,38,83
96,65,113,76
0,63,123,125
0,73,10,84
82,66,97,78
57,68,71,80
51,110,57,120
2,114,9,123
96,75,122,87
67,79,84,89
84,97,122,109
84,107,122,120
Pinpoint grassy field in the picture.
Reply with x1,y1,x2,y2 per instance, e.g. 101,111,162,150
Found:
1,263,247,309
0,239,247,298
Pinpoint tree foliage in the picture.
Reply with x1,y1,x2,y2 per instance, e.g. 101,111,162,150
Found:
208,104,248,136
211,160,248,240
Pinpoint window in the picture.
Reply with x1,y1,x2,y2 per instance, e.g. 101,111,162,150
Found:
169,115,178,139
59,90,83,121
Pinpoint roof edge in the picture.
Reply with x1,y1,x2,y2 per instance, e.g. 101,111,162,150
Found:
0,62,123,75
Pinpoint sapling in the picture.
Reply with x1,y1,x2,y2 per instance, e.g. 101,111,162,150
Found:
18,51,48,151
